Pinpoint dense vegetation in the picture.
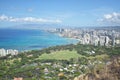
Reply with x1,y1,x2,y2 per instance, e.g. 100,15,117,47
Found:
0,43,120,80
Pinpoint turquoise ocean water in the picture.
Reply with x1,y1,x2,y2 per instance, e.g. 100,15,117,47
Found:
0,29,78,51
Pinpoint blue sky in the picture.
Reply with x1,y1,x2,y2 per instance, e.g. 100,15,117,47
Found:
0,0,120,27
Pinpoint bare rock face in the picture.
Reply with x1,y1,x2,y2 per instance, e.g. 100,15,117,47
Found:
74,74,85,80
74,56,120,80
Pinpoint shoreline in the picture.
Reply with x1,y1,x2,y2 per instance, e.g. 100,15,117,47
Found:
57,33,80,41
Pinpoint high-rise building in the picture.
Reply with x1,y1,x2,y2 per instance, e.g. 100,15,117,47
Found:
0,48,6,56
83,33,91,44
0,48,18,57
91,35,99,46
99,36,106,46
99,36,110,46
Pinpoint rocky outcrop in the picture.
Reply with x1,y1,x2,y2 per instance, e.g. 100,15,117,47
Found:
74,56,120,80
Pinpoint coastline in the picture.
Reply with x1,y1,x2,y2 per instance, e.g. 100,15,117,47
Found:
57,33,80,42
0,29,79,51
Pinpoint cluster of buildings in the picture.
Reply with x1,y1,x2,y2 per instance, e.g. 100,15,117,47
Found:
0,48,18,57
50,27,120,46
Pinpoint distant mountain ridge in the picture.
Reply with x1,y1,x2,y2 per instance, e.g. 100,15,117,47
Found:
10,24,66,30
3,23,120,30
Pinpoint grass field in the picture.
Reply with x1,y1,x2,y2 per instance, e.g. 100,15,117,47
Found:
38,50,109,61
38,50,83,60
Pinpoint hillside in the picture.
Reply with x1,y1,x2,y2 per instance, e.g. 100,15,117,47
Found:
0,44,120,80
74,56,120,80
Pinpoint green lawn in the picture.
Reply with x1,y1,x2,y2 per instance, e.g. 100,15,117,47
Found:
38,50,83,60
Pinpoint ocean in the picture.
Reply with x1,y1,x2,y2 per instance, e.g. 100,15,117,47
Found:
0,29,78,51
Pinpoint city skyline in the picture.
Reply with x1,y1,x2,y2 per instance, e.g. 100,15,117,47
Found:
0,0,120,28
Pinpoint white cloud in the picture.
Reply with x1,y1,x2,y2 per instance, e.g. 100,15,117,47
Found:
104,14,112,19
0,15,9,20
98,12,120,24
0,14,62,23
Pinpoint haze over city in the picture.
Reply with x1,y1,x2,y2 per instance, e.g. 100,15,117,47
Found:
0,0,120,28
